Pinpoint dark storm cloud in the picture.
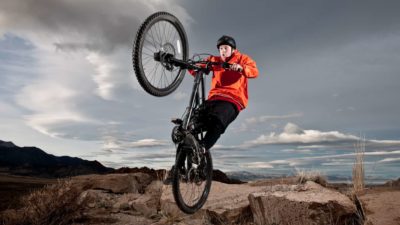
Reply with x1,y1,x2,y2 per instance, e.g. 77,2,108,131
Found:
183,0,400,139
0,0,187,53
184,0,400,52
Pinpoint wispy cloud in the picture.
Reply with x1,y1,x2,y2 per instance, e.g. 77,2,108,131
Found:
262,150,400,168
378,157,400,163
99,138,171,153
240,162,274,169
212,144,239,151
86,52,117,100
282,149,312,154
245,113,303,124
243,123,359,147
238,113,303,132
126,139,170,148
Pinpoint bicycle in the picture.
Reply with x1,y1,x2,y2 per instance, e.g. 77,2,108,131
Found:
132,12,233,214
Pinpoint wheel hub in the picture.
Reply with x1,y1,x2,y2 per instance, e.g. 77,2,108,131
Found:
161,43,176,71
162,42,176,55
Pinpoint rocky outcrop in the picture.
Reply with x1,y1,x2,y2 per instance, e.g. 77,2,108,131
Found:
72,172,164,224
161,181,267,223
213,169,246,184
112,167,245,184
112,167,167,180
72,172,154,194
384,177,400,187
248,181,359,225
1,171,366,225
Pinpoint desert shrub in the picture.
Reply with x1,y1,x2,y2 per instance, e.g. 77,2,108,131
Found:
352,139,365,193
295,169,327,187
1,179,85,225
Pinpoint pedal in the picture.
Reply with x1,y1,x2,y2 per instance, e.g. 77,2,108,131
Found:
171,118,183,125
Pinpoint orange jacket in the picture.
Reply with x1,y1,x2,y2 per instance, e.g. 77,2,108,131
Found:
189,50,259,111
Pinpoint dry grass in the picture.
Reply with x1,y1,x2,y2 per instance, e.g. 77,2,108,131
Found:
295,169,327,187
155,210,184,225
0,179,85,225
352,138,365,193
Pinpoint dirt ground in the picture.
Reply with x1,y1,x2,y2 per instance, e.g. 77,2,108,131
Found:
359,187,400,225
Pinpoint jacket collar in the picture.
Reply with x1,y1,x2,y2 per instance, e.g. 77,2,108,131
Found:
226,50,241,63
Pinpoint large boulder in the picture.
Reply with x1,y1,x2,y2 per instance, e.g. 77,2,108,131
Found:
161,181,265,223
248,181,359,225
75,173,164,224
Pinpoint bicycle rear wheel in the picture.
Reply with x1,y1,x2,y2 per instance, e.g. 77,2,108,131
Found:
172,146,213,214
133,12,189,97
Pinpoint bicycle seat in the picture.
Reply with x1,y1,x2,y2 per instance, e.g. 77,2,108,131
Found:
171,118,183,125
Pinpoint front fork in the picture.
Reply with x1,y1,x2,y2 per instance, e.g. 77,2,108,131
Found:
172,127,201,159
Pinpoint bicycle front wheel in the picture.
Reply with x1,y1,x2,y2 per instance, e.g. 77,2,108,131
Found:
132,12,189,97
172,147,213,214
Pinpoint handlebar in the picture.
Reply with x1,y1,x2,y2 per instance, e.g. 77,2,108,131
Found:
154,51,232,73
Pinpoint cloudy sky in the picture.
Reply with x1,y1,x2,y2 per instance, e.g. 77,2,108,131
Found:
1,0,400,182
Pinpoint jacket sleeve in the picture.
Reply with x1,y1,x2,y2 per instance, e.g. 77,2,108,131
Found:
240,55,259,78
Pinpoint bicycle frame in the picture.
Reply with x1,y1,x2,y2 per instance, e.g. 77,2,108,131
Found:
154,51,230,144
155,51,209,139
182,69,206,131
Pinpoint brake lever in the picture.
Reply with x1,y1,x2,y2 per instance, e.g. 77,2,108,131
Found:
222,62,243,72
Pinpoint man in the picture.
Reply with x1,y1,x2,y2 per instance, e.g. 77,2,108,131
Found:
164,35,258,184
196,35,259,151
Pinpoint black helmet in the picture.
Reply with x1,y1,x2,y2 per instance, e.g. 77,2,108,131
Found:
217,35,236,49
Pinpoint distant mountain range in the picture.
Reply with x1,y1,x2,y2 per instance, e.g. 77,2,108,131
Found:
0,140,245,184
0,140,113,178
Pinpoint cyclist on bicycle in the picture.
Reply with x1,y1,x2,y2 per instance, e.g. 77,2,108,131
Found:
193,35,259,151
164,35,258,184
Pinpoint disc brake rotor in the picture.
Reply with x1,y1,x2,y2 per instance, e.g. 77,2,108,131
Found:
161,43,176,71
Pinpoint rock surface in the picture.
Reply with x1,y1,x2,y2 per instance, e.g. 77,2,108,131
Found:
72,172,154,194
161,181,273,223
2,172,365,225
72,173,163,225
248,181,358,225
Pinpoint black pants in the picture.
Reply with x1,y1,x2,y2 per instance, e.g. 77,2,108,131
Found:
201,100,239,150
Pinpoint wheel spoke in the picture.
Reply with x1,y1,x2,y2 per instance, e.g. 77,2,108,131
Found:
143,39,156,51
150,63,160,84
155,22,163,45
149,26,161,48
142,57,153,67
142,51,153,57
144,36,157,50
166,22,173,43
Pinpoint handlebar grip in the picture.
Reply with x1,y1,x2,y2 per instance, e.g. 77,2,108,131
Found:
221,62,231,69
221,62,242,72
